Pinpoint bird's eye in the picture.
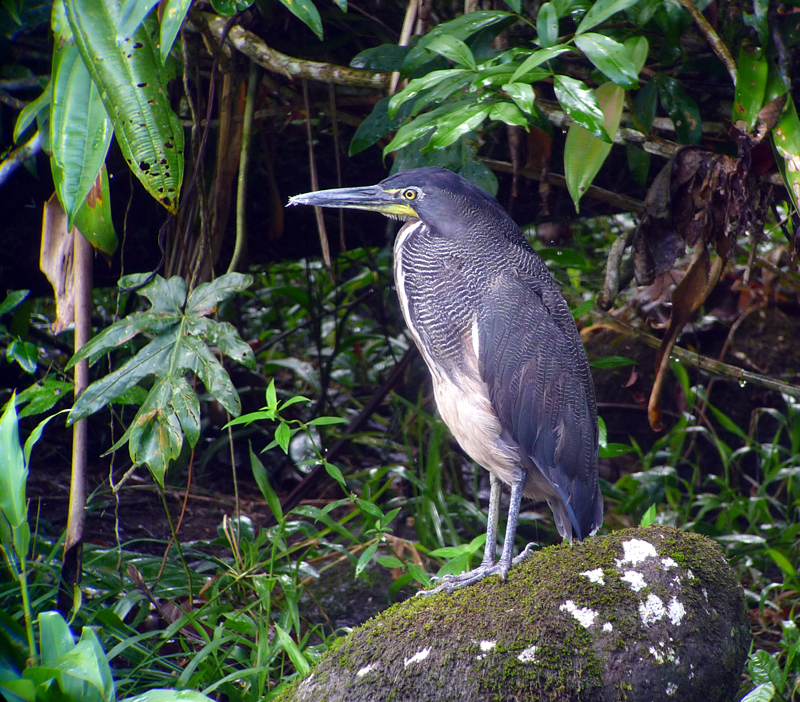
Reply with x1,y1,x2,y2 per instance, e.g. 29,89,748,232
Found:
403,188,418,201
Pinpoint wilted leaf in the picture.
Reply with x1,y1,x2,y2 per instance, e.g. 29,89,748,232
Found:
40,193,76,334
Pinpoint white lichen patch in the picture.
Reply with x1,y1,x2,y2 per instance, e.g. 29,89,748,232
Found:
404,648,431,667
621,570,647,592
687,569,695,579
668,597,686,625
666,682,678,696
518,645,538,663
639,593,666,626
661,557,678,569
299,674,315,690
649,645,665,664
615,539,658,568
603,622,613,632
581,568,605,585
560,600,598,628
356,664,376,677
479,641,496,652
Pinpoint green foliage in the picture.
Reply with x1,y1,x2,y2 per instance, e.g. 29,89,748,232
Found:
66,273,255,485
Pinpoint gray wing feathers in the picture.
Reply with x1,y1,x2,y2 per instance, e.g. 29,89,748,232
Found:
478,269,601,540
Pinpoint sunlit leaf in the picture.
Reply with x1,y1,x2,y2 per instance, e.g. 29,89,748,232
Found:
509,46,572,82
489,101,529,127
426,35,476,70
502,82,536,114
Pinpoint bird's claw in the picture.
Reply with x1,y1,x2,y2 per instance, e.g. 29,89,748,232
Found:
417,561,511,597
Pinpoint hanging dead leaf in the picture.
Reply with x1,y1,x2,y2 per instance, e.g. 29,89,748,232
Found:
41,193,76,335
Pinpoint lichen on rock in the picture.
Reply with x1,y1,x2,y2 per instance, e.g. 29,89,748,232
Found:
275,526,750,702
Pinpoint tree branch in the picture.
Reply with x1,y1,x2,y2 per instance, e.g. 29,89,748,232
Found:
677,0,737,84
204,15,389,89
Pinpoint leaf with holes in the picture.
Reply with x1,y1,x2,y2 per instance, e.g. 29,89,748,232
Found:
64,0,184,212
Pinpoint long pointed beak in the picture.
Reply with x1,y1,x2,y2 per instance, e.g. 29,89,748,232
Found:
288,185,418,218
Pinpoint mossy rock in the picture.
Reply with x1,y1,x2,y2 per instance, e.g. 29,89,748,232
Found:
277,526,750,702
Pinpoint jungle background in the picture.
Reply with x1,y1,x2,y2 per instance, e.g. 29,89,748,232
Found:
1,0,800,699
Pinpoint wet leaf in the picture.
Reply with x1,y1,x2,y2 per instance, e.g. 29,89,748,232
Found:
554,74,610,141
489,101,529,127
72,165,118,255
632,78,657,132
502,82,536,114
384,101,470,155
350,44,409,72
574,33,639,88
772,95,800,217
388,69,470,118
160,0,193,64
426,35,476,70
509,46,572,82
425,104,492,150
564,82,625,210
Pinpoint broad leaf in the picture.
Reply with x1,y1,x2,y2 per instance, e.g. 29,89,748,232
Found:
350,44,409,71
502,82,536,114
564,81,624,209
402,11,514,75
509,46,572,82
733,47,768,132
72,165,118,255
13,82,51,144
384,100,472,155
426,35,477,70
574,33,639,88
50,37,113,228
65,0,184,212
554,74,610,141
388,69,469,117
66,273,252,481
489,101,529,127
537,2,559,48
117,0,159,40
425,104,492,150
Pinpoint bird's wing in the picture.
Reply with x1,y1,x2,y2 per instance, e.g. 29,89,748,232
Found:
477,268,600,537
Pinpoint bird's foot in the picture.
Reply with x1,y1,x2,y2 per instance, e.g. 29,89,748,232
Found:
417,562,510,597
512,542,537,565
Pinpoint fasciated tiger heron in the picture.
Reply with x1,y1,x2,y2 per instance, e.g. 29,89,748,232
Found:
289,167,603,595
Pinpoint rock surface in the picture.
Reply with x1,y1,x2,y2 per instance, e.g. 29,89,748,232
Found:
277,526,750,702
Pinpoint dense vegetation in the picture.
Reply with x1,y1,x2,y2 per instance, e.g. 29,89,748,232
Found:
1,0,800,700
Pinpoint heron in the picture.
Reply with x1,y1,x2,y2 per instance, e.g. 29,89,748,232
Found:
289,167,603,595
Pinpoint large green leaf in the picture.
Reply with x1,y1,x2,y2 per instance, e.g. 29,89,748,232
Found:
509,46,572,83
72,165,118,255
64,0,184,213
425,35,477,70
349,96,412,156
426,104,492,149
66,273,252,481
0,400,28,540
564,81,625,210
574,32,639,88
388,69,470,117
733,47,767,132
554,74,610,141
537,2,559,48
384,100,473,155
50,36,113,228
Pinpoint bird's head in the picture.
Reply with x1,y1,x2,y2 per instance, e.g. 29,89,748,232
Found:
288,167,505,234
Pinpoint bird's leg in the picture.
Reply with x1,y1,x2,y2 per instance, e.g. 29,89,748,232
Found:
496,473,525,578
418,472,528,596
480,473,501,567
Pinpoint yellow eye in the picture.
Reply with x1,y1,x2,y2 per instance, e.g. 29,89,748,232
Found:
403,188,418,201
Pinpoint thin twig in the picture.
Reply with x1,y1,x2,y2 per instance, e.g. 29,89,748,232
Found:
391,0,418,95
